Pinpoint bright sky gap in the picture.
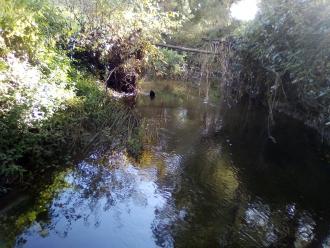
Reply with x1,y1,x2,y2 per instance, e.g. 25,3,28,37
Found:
230,0,259,21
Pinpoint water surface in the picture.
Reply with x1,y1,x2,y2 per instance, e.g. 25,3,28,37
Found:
0,80,329,248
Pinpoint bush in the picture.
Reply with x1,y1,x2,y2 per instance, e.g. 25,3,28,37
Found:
0,0,142,194
149,48,187,79
63,0,182,92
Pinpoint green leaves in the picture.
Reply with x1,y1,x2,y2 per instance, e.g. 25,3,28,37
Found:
227,0,330,134
0,0,142,194
150,48,187,79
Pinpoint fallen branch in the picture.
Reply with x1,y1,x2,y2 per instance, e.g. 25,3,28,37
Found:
156,43,220,55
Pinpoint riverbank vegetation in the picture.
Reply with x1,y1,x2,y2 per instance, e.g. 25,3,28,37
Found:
156,0,330,143
224,0,330,142
0,0,181,195
1,0,329,195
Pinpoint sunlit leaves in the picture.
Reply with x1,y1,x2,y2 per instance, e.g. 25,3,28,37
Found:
0,54,75,125
150,48,187,78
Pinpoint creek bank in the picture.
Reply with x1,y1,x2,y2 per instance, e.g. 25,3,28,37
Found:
183,35,330,144
71,29,146,94
0,70,141,197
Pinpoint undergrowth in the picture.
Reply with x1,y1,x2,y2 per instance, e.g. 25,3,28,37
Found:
0,0,142,195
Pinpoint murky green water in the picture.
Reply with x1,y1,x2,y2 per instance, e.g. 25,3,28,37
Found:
0,80,329,248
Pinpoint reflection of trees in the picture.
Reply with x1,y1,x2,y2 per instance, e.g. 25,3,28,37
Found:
151,117,330,248
1,152,156,247
221,199,321,248
218,100,330,247
0,169,69,247
45,153,152,235
150,135,241,247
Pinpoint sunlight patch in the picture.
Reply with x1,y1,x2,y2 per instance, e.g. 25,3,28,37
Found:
230,0,259,21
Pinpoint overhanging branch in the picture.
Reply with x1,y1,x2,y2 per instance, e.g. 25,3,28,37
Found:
156,43,219,55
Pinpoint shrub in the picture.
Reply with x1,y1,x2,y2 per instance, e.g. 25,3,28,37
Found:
0,0,142,194
149,48,187,79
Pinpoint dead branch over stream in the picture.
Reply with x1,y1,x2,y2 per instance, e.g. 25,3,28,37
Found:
156,43,220,55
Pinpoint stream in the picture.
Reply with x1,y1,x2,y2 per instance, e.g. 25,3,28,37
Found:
0,80,329,248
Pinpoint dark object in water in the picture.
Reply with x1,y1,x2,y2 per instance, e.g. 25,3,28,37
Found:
150,90,155,99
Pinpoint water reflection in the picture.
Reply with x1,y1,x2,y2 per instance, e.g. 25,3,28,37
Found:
14,152,168,248
323,233,330,248
0,80,329,248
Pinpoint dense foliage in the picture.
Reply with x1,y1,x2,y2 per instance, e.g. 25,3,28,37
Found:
163,0,234,45
61,0,182,92
148,48,187,79
156,0,329,141
224,0,330,138
0,0,181,194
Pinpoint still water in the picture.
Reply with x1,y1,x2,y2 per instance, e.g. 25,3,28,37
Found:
0,80,329,247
